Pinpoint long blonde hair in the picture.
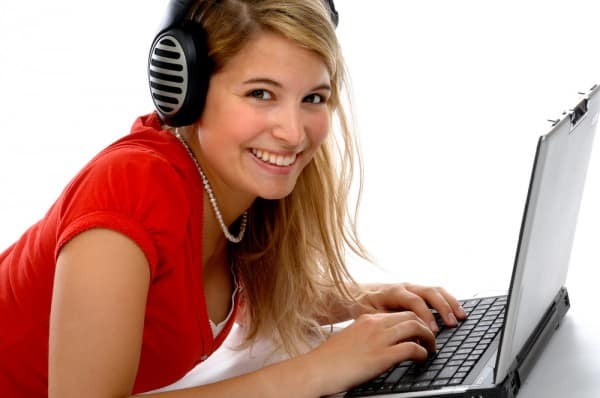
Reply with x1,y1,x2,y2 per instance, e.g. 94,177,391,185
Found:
190,0,368,355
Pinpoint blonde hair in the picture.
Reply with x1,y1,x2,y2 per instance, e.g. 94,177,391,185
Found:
190,0,369,355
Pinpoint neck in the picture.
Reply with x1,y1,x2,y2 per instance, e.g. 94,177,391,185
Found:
188,136,254,226
201,199,228,267
176,127,254,244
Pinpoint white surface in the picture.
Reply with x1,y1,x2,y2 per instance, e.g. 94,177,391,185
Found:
1,1,599,397
519,287,600,398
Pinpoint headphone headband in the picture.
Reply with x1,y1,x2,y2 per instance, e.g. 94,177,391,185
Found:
323,0,339,27
157,0,197,33
158,0,338,32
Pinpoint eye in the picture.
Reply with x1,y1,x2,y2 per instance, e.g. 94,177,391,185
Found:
303,93,326,104
247,89,272,100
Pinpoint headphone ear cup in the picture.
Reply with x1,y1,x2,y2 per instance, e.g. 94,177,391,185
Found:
148,24,213,127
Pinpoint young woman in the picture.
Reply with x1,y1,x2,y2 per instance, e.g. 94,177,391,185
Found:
0,0,466,397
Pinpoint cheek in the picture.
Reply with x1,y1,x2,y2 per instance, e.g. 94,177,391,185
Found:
201,105,265,148
307,111,330,147
228,107,267,140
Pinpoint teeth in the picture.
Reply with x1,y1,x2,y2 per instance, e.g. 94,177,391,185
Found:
251,148,296,166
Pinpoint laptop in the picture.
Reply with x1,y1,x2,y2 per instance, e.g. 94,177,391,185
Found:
345,83,600,398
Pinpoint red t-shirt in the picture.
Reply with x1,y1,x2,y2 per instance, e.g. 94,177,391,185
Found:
0,113,238,396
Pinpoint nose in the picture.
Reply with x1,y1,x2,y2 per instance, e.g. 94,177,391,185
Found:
271,104,305,147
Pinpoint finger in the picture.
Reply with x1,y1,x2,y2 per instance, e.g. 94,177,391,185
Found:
391,288,439,333
387,319,437,353
405,284,458,328
363,311,427,329
436,287,468,320
386,341,429,365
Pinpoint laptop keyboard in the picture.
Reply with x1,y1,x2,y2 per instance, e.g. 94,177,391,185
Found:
346,296,507,397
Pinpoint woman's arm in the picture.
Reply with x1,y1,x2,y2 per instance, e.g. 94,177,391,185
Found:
49,228,436,398
49,228,150,397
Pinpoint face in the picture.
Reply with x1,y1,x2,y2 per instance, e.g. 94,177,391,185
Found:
192,30,331,209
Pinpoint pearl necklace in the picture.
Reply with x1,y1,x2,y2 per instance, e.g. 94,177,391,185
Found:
172,129,248,243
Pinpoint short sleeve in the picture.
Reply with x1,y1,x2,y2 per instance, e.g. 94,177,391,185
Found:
54,145,191,278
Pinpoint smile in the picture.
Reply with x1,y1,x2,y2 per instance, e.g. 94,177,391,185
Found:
251,148,298,167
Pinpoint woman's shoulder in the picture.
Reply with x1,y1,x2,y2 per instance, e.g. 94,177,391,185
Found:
79,113,195,188
99,113,189,170
56,113,201,226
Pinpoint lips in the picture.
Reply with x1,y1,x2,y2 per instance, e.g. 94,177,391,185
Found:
251,148,298,167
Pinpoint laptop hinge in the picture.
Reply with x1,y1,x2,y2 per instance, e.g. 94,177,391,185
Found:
500,287,570,397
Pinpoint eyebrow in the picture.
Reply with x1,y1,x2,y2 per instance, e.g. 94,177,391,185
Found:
242,78,331,92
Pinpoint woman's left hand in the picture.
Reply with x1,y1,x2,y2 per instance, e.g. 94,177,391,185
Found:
356,283,468,333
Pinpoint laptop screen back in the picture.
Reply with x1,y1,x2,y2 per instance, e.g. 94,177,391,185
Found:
495,86,600,383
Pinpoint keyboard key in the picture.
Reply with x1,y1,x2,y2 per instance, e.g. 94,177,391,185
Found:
413,381,431,389
377,384,394,393
383,367,408,384
394,383,413,392
437,329,455,339
438,366,459,379
450,377,465,385
461,300,477,309
414,370,438,382
448,335,467,343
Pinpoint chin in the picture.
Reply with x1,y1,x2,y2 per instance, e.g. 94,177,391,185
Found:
256,183,297,201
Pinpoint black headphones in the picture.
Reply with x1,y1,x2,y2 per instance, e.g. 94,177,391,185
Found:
148,0,339,127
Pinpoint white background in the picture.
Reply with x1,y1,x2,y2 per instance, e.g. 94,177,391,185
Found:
0,1,599,300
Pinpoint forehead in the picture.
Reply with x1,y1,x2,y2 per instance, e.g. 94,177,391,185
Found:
216,31,330,84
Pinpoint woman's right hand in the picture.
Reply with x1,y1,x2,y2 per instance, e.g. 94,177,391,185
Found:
305,311,436,396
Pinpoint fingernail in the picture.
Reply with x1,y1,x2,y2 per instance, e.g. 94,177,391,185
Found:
448,313,458,325
430,321,439,333
458,306,468,318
